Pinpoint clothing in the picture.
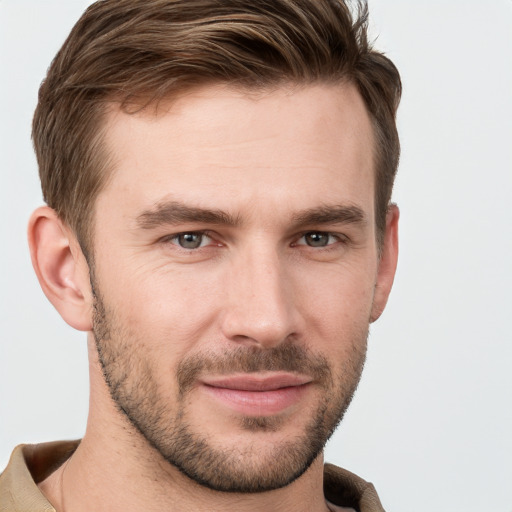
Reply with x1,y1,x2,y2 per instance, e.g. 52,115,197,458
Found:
0,442,385,512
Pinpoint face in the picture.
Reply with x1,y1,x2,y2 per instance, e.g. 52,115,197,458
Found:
90,83,386,492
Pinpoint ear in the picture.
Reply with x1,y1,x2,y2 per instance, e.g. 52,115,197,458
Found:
370,204,399,323
28,206,93,331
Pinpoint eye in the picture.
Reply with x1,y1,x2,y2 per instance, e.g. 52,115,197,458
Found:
297,232,340,248
168,232,212,249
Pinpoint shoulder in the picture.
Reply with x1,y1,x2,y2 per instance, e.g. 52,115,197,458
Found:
324,463,386,512
0,441,79,512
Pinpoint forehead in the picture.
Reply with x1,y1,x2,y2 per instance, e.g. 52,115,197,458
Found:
98,83,375,223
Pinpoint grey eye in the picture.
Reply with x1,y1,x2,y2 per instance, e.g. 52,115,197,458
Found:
304,232,330,247
177,233,204,249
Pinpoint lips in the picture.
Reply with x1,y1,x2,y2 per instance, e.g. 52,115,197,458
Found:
200,373,312,416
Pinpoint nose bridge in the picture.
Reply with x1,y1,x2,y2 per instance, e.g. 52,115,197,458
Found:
221,241,298,347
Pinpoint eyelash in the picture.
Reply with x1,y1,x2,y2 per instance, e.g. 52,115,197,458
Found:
160,230,216,250
293,231,347,249
160,230,348,251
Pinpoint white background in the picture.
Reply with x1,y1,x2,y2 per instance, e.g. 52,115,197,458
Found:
1,1,511,510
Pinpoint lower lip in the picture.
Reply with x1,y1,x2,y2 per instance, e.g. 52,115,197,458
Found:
201,384,310,416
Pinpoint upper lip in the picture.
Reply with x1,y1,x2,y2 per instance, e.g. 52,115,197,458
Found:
200,373,312,391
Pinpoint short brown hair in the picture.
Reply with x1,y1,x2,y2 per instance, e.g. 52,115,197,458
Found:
33,0,401,253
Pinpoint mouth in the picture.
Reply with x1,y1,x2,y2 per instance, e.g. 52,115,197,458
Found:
199,373,312,416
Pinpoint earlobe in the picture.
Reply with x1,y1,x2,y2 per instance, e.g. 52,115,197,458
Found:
28,206,93,331
370,204,399,323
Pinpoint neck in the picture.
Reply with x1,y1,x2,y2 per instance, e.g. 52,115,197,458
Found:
39,434,328,512
39,341,330,512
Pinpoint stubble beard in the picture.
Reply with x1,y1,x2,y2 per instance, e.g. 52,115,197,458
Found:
91,285,368,493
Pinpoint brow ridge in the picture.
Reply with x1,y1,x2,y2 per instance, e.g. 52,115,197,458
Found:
291,204,367,228
136,200,366,230
137,201,240,229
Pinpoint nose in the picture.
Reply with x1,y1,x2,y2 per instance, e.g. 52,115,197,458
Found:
220,246,302,349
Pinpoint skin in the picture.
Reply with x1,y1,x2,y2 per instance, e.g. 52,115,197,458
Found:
29,83,399,512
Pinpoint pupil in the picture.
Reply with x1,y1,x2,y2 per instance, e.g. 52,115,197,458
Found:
179,233,202,248
306,232,328,247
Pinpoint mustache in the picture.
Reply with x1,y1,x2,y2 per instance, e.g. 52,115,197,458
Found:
176,343,332,394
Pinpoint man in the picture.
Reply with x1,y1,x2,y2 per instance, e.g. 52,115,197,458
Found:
0,0,401,510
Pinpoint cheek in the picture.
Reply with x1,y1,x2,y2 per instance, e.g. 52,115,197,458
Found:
293,261,376,343
102,264,223,358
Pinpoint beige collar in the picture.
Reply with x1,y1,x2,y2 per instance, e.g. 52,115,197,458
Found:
1,442,384,512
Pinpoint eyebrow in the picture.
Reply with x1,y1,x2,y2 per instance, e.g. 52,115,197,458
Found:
291,204,367,228
136,200,367,230
137,201,240,229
